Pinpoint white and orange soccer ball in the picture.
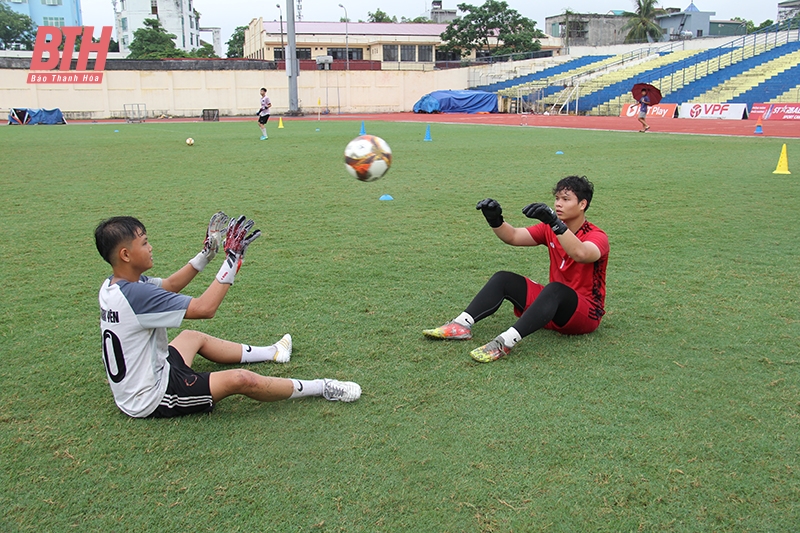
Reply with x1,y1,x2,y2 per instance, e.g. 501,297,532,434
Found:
186,137,194,146
344,135,392,182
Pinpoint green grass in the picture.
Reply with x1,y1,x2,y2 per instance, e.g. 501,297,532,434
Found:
1,119,798,532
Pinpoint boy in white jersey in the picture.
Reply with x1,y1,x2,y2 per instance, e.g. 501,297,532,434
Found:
257,87,272,140
96,213,361,418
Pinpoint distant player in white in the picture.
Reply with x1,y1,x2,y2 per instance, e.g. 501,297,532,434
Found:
96,213,361,418
257,87,272,140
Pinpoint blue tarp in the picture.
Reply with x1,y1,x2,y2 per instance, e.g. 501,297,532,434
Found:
413,90,498,114
8,108,67,125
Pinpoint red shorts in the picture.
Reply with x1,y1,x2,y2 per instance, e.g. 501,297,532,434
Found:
513,278,601,335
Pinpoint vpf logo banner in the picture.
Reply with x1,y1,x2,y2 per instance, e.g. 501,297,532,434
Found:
27,26,112,84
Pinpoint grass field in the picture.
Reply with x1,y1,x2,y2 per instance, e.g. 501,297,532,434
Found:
1,118,798,532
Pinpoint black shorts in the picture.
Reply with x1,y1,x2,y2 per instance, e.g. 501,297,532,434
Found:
258,114,270,125
148,346,214,418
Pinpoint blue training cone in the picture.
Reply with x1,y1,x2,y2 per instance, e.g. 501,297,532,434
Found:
424,124,432,142
379,194,394,201
359,121,366,135
754,117,763,135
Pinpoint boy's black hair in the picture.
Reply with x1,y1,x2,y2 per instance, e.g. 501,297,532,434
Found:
95,216,146,265
260,87,267,92
553,175,594,211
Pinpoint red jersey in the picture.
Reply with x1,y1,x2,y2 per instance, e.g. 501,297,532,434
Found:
527,220,609,321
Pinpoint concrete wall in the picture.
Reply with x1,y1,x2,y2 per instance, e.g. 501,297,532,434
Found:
0,65,468,119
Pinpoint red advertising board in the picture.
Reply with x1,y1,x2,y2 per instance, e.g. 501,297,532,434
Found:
750,103,800,120
620,103,678,118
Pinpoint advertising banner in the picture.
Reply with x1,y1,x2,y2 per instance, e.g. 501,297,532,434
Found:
620,103,678,118
750,103,800,120
679,103,748,119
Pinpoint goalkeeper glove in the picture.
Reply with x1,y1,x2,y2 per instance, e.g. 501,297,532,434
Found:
216,215,262,284
476,198,504,228
521,203,568,235
189,211,229,272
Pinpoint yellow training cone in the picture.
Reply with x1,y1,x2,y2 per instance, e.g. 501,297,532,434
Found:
773,143,791,174
278,117,284,129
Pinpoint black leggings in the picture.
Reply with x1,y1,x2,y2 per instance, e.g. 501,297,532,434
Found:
464,271,578,338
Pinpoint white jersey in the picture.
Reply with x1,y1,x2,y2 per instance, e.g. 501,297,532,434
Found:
99,275,192,417
259,95,271,116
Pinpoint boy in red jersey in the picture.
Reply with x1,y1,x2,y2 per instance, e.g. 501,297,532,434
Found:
423,175,608,362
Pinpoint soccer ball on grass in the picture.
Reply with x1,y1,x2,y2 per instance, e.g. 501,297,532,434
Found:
344,135,392,182
186,138,194,146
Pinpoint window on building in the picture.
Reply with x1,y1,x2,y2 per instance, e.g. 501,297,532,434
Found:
9,0,27,3
696,29,703,37
418,45,433,62
383,45,398,62
296,48,311,59
122,35,129,46
190,34,193,45
42,0,63,5
274,47,284,60
151,0,158,15
327,47,363,60
42,16,65,26
121,18,128,31
189,17,193,29
400,45,416,62
435,49,460,61
120,0,125,9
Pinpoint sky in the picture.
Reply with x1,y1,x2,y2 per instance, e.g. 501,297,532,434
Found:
79,0,781,51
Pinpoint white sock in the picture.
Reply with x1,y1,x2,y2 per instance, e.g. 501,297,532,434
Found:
260,127,266,136
498,327,522,348
453,312,474,327
240,344,277,363
290,379,324,399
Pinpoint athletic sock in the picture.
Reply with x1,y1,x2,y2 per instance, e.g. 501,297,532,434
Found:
453,312,474,327
498,327,522,348
240,343,277,363
290,379,324,399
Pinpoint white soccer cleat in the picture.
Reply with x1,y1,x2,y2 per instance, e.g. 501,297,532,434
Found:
322,379,361,402
273,334,291,363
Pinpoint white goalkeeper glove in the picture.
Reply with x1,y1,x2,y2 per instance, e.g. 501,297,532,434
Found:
216,215,262,285
189,211,229,272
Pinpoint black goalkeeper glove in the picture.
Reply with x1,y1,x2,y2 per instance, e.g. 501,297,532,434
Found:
522,202,568,235
476,198,504,228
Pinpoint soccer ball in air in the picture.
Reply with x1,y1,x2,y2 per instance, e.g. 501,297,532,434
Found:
344,135,392,182
186,137,194,146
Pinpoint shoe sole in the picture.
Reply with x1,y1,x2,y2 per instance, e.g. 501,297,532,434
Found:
422,330,472,340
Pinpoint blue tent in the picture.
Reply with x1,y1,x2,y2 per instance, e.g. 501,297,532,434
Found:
413,90,498,114
8,108,67,125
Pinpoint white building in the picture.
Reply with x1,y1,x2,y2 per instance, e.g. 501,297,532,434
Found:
113,0,203,55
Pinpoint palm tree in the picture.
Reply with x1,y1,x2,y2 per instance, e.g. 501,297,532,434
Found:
621,0,665,43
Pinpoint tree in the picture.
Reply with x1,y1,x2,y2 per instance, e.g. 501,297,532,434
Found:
0,3,36,50
621,0,665,44
226,25,246,58
189,42,218,58
756,19,775,31
127,18,188,59
401,16,432,23
368,9,396,23
439,0,544,57
731,17,754,34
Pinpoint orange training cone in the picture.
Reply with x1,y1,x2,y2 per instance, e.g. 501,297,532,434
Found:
773,144,791,175
278,117,284,129
754,117,763,134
